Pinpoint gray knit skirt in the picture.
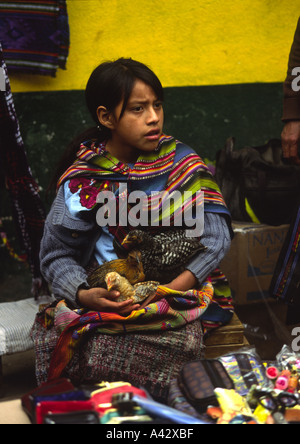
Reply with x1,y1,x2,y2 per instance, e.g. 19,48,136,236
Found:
31,316,204,402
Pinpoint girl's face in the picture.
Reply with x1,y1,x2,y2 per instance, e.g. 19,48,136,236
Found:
97,79,164,163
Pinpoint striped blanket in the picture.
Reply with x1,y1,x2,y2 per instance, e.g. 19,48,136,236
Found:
57,135,233,245
0,0,69,76
37,270,234,380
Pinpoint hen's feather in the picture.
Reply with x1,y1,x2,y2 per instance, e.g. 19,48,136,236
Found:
87,250,145,288
121,228,206,282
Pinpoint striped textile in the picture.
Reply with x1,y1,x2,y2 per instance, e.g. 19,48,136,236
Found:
31,312,205,401
39,280,215,380
57,135,232,245
0,0,69,76
0,43,46,295
0,298,39,355
201,268,234,332
36,275,233,381
270,205,300,306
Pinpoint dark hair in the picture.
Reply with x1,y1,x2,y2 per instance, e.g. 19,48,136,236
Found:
49,58,163,192
86,58,164,129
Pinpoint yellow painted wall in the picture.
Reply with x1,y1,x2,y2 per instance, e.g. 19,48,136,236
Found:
9,0,300,93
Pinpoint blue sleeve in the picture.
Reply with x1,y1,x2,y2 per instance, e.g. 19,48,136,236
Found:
186,212,231,284
40,185,100,306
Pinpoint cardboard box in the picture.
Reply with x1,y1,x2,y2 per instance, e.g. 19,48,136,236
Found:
220,222,289,305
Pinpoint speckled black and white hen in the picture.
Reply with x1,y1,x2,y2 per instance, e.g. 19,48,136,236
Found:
120,228,206,283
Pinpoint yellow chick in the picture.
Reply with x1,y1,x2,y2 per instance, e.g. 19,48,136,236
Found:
105,272,159,304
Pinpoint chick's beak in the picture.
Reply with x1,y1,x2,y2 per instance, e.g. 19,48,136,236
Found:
106,276,112,291
121,235,130,246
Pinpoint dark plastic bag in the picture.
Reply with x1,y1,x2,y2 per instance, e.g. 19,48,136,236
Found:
215,137,300,225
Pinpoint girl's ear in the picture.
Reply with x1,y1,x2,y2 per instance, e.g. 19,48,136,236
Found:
97,106,115,130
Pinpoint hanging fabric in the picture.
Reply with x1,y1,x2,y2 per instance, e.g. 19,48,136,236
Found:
0,0,70,77
0,43,47,297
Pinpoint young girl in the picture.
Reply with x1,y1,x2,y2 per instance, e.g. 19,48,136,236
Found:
32,58,233,401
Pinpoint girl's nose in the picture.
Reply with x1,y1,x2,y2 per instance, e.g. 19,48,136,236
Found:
147,107,160,124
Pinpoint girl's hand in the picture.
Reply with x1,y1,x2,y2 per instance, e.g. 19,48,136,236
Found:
77,287,140,315
164,269,198,292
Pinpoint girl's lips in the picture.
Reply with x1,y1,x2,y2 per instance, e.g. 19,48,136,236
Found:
145,129,161,140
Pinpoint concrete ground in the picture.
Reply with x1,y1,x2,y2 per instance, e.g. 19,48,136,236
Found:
0,350,35,424
1,349,36,401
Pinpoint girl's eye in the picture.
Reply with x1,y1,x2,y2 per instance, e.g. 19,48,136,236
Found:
154,102,163,109
132,106,143,112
